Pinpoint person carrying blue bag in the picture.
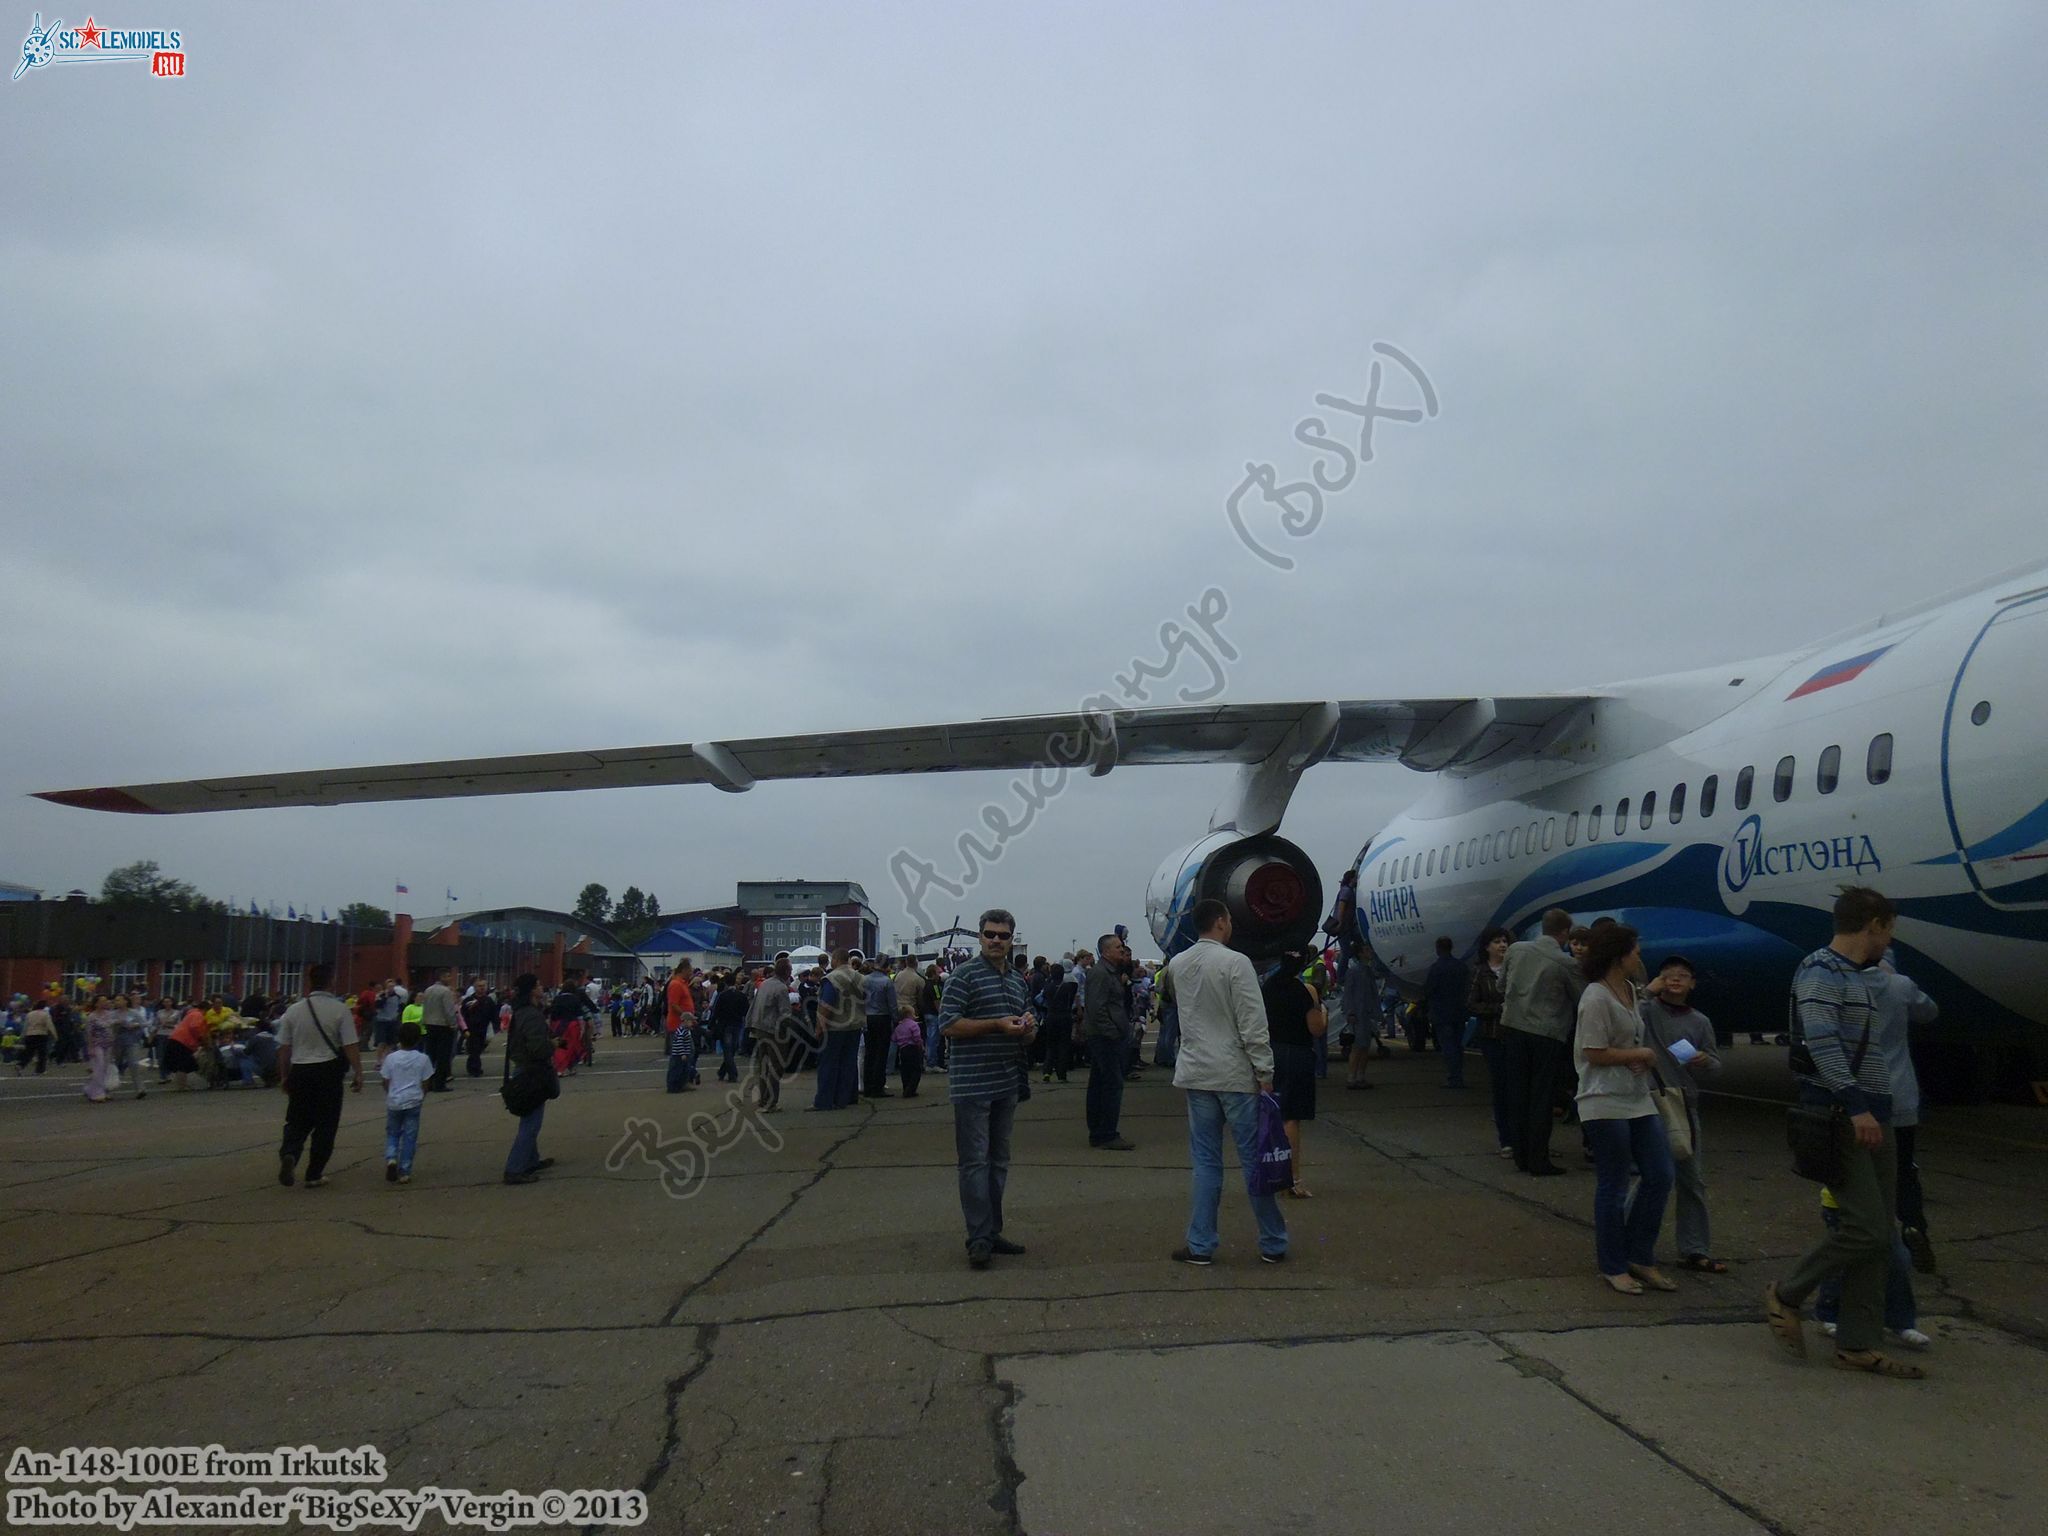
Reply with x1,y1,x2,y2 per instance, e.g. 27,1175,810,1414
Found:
1166,898,1289,1267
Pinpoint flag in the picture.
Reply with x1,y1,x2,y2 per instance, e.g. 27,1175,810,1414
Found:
395,883,410,895
288,904,297,920
249,899,261,916
321,908,330,922
1785,644,1894,701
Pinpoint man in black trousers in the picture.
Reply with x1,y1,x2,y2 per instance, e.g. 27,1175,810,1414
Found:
1498,908,1585,1176
275,963,363,1188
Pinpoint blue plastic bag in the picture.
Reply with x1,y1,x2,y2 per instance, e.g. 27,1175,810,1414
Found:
1251,1091,1294,1196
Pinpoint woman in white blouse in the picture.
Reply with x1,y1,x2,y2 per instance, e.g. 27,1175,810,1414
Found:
1574,923,1676,1295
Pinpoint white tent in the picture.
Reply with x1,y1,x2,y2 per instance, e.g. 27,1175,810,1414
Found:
785,944,828,969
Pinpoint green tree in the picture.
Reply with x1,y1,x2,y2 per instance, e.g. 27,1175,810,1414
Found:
100,860,210,912
337,902,393,928
615,886,647,927
645,893,660,919
573,883,612,926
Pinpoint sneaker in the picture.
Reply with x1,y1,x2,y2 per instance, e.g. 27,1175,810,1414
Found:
1170,1247,1214,1267
990,1237,1026,1256
967,1243,993,1270
278,1155,295,1188
504,1171,539,1185
1820,1321,1838,1337
1901,1226,1936,1275
1499,1146,1515,1158
397,1173,412,1184
1091,1138,1136,1152
1042,1072,1053,1082
303,1176,326,1188
532,1157,556,1171
386,1161,399,1183
1891,1328,1932,1350
1259,1250,1288,1265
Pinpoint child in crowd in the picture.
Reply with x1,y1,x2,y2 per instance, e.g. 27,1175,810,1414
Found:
665,1010,698,1093
892,1006,925,1098
1813,1184,1930,1349
379,1019,432,1184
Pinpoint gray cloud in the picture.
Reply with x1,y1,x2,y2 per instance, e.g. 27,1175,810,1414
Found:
5,2,2044,952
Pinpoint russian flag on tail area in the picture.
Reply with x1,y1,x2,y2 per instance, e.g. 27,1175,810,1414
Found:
1786,644,1893,700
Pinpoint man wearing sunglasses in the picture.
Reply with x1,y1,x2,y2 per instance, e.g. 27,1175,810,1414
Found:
938,909,1037,1269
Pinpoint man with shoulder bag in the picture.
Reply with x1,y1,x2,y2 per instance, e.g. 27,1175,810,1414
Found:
275,963,363,1189
1764,887,1924,1381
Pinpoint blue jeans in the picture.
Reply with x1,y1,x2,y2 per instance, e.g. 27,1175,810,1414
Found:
1085,1035,1125,1143
505,1104,545,1176
1152,1014,1179,1069
1183,1090,1287,1259
384,1104,421,1172
717,1020,743,1080
813,1030,861,1109
1584,1114,1674,1275
954,1093,1017,1250
1814,1207,1918,1331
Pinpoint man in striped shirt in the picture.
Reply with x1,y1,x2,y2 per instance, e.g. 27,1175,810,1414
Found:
1765,886,1924,1380
939,908,1036,1270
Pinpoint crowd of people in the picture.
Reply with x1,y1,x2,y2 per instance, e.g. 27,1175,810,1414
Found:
8,880,1939,1382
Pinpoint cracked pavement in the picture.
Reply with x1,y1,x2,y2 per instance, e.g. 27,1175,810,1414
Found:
1,1041,2044,1534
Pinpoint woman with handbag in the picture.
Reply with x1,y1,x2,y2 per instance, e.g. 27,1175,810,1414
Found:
1466,928,1512,1153
1572,923,1676,1296
502,974,558,1186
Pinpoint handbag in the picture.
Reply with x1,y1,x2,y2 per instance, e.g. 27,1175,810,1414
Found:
500,1009,561,1116
1250,1091,1295,1196
1784,1007,1871,1185
1651,1078,1693,1163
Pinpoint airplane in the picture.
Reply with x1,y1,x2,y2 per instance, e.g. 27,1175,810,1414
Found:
37,559,2048,1099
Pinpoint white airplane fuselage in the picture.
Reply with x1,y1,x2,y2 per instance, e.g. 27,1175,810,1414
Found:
1356,571,2048,1069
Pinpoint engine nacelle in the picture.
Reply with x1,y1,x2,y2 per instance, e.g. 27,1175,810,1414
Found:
1145,831,1325,963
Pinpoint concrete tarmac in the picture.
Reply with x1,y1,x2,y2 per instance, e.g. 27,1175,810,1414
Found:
2,1036,2044,1535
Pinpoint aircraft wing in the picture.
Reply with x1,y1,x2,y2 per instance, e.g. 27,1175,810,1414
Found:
34,695,1599,815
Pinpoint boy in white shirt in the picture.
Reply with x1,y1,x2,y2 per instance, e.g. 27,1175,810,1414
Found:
379,1020,433,1184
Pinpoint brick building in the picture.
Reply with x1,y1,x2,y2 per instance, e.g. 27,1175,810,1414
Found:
660,880,879,964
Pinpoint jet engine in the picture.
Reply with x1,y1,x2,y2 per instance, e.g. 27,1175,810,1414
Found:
1145,831,1325,963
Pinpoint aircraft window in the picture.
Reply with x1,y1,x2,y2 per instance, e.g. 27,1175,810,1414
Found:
1669,782,1686,823
1818,745,1841,795
1735,766,1754,810
1639,791,1657,829
1402,856,1412,883
1443,845,1452,873
1427,849,1437,877
1774,755,1795,802
1700,774,1718,818
1542,817,1555,851
1565,810,1580,846
1614,798,1630,837
1477,837,1488,865
1971,700,1991,726
1468,838,1478,866
1867,733,1893,786
1588,804,1603,841
1509,826,1523,857
1527,821,1540,853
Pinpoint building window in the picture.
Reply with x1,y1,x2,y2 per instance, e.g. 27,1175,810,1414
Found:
1735,766,1754,811
1867,733,1893,785
162,960,191,1000
243,963,271,998
1565,810,1580,846
1700,774,1719,818
279,964,304,998
1669,782,1686,823
1614,798,1630,837
1640,791,1658,829
1542,817,1556,851
1508,826,1523,857
1588,805,1603,841
110,960,147,997
203,961,232,999
1818,745,1841,795
1774,755,1795,803
60,961,100,999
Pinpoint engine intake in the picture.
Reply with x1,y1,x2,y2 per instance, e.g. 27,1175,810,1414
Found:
1146,831,1325,963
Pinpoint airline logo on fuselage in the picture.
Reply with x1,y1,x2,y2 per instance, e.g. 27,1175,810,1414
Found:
1367,883,1427,937
1721,813,1882,909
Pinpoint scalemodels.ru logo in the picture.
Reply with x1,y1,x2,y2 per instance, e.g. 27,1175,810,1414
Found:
13,11,185,81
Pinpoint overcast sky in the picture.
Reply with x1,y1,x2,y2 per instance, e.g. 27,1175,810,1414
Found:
5,3,2044,957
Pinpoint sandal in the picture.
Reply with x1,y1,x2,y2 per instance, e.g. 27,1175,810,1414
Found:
1603,1273,1645,1295
1833,1349,1926,1380
1678,1255,1730,1274
1629,1264,1679,1292
1286,1184,1315,1199
1764,1281,1806,1357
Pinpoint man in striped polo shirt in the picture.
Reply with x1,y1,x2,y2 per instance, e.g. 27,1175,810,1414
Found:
939,908,1037,1269
1765,886,1924,1380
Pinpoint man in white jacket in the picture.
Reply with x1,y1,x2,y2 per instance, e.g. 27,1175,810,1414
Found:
1167,899,1287,1266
